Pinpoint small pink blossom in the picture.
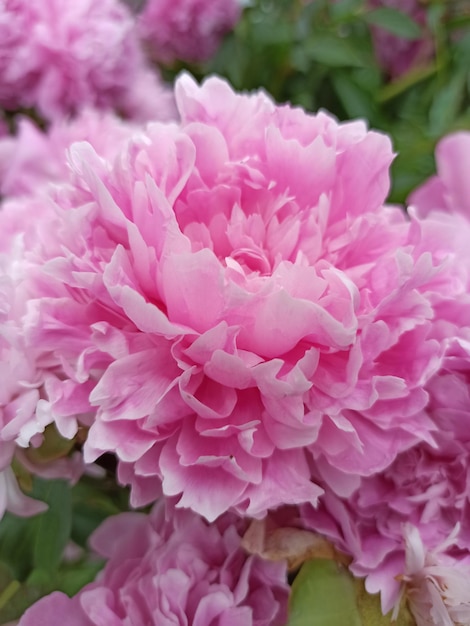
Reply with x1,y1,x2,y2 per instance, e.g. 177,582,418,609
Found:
0,0,175,121
138,0,241,64
19,501,289,626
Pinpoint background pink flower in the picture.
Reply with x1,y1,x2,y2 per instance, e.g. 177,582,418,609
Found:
409,132,470,219
0,110,141,199
0,253,48,519
0,109,149,514
0,0,174,121
138,0,242,64
19,501,289,626
369,0,433,77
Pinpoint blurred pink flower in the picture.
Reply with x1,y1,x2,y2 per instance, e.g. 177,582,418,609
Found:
0,254,47,518
10,74,451,522
0,0,175,121
409,132,470,219
0,110,149,515
369,0,433,77
0,110,140,199
19,502,289,626
138,0,241,64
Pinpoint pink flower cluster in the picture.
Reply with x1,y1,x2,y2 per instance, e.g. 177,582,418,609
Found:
301,132,470,624
19,502,289,626
138,0,241,64
0,0,174,121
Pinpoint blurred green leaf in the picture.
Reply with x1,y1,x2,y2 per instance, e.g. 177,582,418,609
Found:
57,560,103,596
0,478,71,582
288,560,362,626
377,63,437,102
32,480,72,573
332,72,379,122
453,30,470,67
330,0,364,22
251,20,293,46
426,4,445,33
287,559,416,626
0,515,37,581
363,8,422,39
0,566,52,625
429,70,467,137
304,34,367,67
71,477,127,548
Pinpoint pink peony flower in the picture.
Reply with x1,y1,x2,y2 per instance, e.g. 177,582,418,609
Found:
19,501,289,626
5,72,456,519
138,0,242,64
0,0,175,121
8,73,453,522
369,0,433,78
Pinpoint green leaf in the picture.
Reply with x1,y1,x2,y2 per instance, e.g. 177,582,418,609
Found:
70,478,124,548
332,72,379,122
377,63,437,102
32,479,72,573
287,559,417,626
0,567,53,624
329,0,364,22
251,21,293,46
304,34,367,67
429,71,467,137
453,31,470,68
57,561,104,596
426,4,445,33
0,515,37,580
288,560,362,626
363,8,422,40
0,479,72,582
